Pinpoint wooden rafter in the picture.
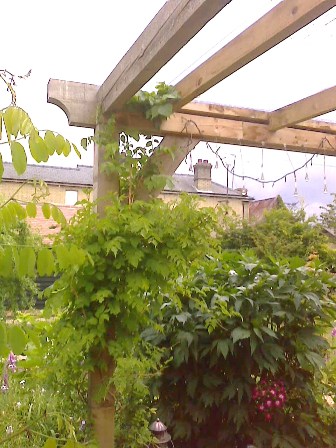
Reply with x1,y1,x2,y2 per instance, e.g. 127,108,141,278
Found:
174,0,335,108
97,0,232,115
269,85,336,131
181,101,336,135
116,111,336,156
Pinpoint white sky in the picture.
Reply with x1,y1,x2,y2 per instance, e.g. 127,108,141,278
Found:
1,0,336,215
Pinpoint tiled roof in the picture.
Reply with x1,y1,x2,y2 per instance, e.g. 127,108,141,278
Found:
3,162,93,187
3,163,251,199
163,173,249,198
249,196,282,222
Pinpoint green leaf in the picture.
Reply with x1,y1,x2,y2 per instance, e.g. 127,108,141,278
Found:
216,339,229,358
18,247,36,277
43,438,57,448
231,327,250,344
10,141,27,174
26,202,37,218
157,103,173,118
8,325,27,354
261,326,278,339
37,248,55,276
29,132,49,162
42,203,51,219
44,130,57,156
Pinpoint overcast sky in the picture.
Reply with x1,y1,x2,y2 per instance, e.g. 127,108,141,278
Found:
1,0,336,215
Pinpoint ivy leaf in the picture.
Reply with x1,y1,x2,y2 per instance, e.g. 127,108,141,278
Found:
231,327,250,344
10,141,27,174
8,325,27,354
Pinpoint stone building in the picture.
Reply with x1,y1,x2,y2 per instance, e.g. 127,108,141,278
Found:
1,160,252,237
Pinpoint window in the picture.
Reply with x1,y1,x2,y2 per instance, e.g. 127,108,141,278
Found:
65,190,78,205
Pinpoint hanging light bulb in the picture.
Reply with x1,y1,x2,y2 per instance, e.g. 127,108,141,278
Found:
305,170,309,182
215,159,219,169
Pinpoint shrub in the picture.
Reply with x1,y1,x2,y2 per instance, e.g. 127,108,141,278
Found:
144,253,336,448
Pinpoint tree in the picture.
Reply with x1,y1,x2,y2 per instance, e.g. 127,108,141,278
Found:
320,193,336,234
222,204,335,266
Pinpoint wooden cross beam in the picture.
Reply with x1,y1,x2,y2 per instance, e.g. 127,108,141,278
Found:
97,0,232,115
116,111,336,156
269,85,336,131
173,0,335,108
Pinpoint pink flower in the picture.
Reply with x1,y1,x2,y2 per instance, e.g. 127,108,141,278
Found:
259,404,265,412
265,413,272,422
266,400,273,408
275,400,281,407
331,328,336,337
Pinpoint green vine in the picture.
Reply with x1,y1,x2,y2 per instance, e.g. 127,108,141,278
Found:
126,82,180,127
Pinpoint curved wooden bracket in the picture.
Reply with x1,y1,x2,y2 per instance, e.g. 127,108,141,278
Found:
47,79,99,128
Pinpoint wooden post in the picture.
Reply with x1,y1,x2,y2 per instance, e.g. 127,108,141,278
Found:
89,125,119,448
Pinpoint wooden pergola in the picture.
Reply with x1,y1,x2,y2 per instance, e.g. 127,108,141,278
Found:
47,1,336,445
48,0,336,204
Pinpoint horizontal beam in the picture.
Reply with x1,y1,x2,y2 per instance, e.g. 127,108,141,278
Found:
269,85,336,131
47,81,336,137
174,0,335,107
97,0,232,115
181,101,336,135
47,79,98,128
116,111,336,156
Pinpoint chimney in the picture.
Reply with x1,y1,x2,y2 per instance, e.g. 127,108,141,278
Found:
194,159,212,191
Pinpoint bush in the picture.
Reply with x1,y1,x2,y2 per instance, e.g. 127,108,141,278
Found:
144,253,336,447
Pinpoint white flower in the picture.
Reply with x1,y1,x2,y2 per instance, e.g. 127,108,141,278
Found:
6,426,14,434
229,270,237,276
16,402,22,408
19,380,25,387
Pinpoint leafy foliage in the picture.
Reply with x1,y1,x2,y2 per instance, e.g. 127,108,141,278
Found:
222,205,335,267
144,253,336,447
320,193,336,234
126,82,180,126
0,220,40,317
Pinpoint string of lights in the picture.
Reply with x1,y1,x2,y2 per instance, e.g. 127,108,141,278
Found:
180,118,336,190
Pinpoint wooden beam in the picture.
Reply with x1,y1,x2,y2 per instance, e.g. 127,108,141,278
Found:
135,136,200,200
174,0,335,108
181,101,336,135
47,79,98,128
269,85,336,131
97,0,232,115
116,111,336,156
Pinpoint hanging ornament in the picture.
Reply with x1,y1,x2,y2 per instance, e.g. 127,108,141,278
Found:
323,155,328,193
260,148,264,181
305,156,309,182
293,172,298,197
215,159,219,169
